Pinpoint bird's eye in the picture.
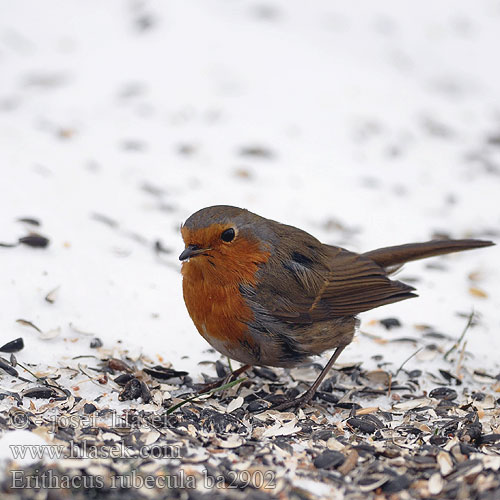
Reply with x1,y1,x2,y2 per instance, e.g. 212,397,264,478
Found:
221,228,235,242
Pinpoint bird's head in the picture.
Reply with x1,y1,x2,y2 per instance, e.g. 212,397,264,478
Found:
180,205,273,282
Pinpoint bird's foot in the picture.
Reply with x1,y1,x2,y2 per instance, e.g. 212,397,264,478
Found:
268,346,347,412
269,390,315,412
194,375,233,395
194,364,250,395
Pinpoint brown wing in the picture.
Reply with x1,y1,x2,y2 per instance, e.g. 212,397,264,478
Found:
304,247,416,318
247,243,416,324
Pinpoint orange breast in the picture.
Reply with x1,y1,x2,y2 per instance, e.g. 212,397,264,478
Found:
182,270,252,344
181,236,270,349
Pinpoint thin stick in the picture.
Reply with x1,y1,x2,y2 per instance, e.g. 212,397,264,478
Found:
456,340,467,378
394,347,424,377
16,361,67,395
444,310,474,361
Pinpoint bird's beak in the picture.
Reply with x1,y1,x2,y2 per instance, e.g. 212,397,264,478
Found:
179,245,211,261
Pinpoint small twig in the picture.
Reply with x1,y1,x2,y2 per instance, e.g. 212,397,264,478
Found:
444,310,474,361
394,347,424,378
136,414,169,438
16,361,67,396
456,340,467,378
359,330,384,341
16,319,42,333
166,376,246,415
16,361,52,384
77,363,108,388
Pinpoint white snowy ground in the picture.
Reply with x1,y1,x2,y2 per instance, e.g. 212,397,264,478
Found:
1,0,500,480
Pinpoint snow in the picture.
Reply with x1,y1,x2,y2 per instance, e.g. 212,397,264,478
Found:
0,430,51,467
0,0,499,482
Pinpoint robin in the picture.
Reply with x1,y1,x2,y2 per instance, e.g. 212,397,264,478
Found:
179,205,494,410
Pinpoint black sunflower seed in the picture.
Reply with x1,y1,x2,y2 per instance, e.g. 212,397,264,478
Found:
429,387,457,400
347,417,377,434
215,360,228,378
0,338,24,353
17,217,40,226
430,435,449,446
313,450,345,469
480,434,500,445
0,358,18,377
253,366,278,381
380,317,401,329
18,234,50,248
382,474,411,493
316,392,339,403
246,400,269,412
336,402,361,410
114,374,135,386
140,381,152,403
439,369,462,386
22,387,58,399
118,378,143,401
90,337,103,348
83,403,97,414
143,366,188,380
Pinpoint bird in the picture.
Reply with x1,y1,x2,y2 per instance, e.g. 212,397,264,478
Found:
179,205,494,410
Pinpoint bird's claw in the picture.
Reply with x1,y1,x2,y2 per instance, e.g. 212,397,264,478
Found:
268,392,314,412
193,364,251,395
194,373,234,395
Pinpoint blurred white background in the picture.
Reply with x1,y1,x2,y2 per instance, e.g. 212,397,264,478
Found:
0,0,499,377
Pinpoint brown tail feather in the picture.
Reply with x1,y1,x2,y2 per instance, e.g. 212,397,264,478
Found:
363,239,494,269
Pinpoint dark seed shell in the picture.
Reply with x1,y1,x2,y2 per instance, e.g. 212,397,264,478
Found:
336,402,361,410
246,400,269,412
313,450,345,469
439,369,462,386
22,387,58,399
430,435,449,446
0,358,18,377
143,366,188,380
480,434,500,445
0,338,24,353
380,317,402,329
140,381,152,403
107,358,133,373
429,387,458,400
347,417,378,434
17,217,41,226
18,234,50,248
382,474,411,493
90,337,103,348
114,374,135,386
118,378,143,401
215,360,228,378
252,366,278,381
83,403,97,414
316,392,339,404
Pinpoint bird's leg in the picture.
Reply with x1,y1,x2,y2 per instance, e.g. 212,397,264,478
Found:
270,346,346,411
195,363,251,394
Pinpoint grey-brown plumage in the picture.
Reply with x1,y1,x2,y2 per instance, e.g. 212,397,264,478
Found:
181,205,494,409
224,210,494,367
